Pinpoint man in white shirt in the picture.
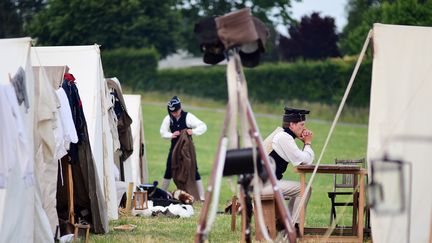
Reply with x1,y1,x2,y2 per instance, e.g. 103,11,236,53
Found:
262,107,314,225
159,96,207,200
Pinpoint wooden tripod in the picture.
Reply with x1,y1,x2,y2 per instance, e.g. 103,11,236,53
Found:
194,50,297,243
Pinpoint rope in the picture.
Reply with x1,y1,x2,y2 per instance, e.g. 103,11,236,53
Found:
292,29,373,224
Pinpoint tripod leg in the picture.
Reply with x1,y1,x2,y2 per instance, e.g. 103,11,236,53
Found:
229,51,296,242
245,92,297,242
195,105,232,243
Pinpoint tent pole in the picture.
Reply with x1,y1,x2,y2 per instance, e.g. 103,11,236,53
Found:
125,182,134,213
67,164,75,225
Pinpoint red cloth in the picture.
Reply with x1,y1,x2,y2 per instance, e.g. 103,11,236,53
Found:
64,73,76,82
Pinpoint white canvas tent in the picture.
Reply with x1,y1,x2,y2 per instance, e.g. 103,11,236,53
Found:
123,94,149,186
368,24,432,242
31,45,118,224
0,37,53,242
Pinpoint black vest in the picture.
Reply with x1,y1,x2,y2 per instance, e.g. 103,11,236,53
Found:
169,111,189,147
269,128,296,180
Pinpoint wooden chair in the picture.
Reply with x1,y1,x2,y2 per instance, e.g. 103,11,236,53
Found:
327,158,365,233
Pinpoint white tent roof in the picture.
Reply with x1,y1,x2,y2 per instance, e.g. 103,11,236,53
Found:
123,94,148,186
0,37,53,242
31,45,118,220
368,23,432,242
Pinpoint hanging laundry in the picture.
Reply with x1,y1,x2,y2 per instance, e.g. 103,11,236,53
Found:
0,84,34,186
0,85,18,188
33,66,58,165
57,72,109,234
106,78,133,180
33,65,74,234
56,88,78,149
10,67,29,112
106,86,120,152
61,75,87,164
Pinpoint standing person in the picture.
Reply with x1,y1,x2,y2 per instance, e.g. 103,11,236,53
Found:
160,96,207,201
262,107,314,225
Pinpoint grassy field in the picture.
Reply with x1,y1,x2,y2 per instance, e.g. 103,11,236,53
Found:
90,93,368,242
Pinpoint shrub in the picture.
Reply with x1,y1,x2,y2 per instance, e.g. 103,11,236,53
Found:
102,48,159,90
149,58,372,107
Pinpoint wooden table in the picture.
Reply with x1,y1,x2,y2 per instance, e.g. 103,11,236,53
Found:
294,164,367,243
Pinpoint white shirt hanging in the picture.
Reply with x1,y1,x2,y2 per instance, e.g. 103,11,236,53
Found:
56,88,78,146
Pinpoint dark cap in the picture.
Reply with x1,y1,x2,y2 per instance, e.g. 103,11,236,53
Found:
283,107,310,122
167,96,181,112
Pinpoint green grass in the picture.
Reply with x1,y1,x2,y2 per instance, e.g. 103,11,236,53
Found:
90,92,368,242
125,90,370,124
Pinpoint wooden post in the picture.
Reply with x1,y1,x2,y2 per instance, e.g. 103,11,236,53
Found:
239,188,247,243
231,196,237,231
67,164,75,225
125,182,134,213
300,173,306,237
254,196,277,241
357,173,365,241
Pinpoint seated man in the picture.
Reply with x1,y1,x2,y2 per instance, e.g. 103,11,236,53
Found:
261,107,314,224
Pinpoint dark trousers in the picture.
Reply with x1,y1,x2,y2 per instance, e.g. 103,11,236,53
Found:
163,149,201,180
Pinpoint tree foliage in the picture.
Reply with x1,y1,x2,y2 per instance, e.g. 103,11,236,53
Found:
11,0,301,60
279,12,340,61
340,0,432,55
0,0,45,38
0,0,22,38
26,0,182,58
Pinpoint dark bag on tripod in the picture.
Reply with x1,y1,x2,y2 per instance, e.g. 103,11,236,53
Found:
238,17,269,68
215,8,258,49
222,147,268,182
194,16,226,65
194,8,269,67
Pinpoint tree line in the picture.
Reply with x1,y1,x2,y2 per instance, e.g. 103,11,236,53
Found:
2,0,432,62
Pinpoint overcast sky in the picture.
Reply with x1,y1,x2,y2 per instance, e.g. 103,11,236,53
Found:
277,0,349,36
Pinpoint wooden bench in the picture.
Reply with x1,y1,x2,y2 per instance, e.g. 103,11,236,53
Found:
253,194,290,241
